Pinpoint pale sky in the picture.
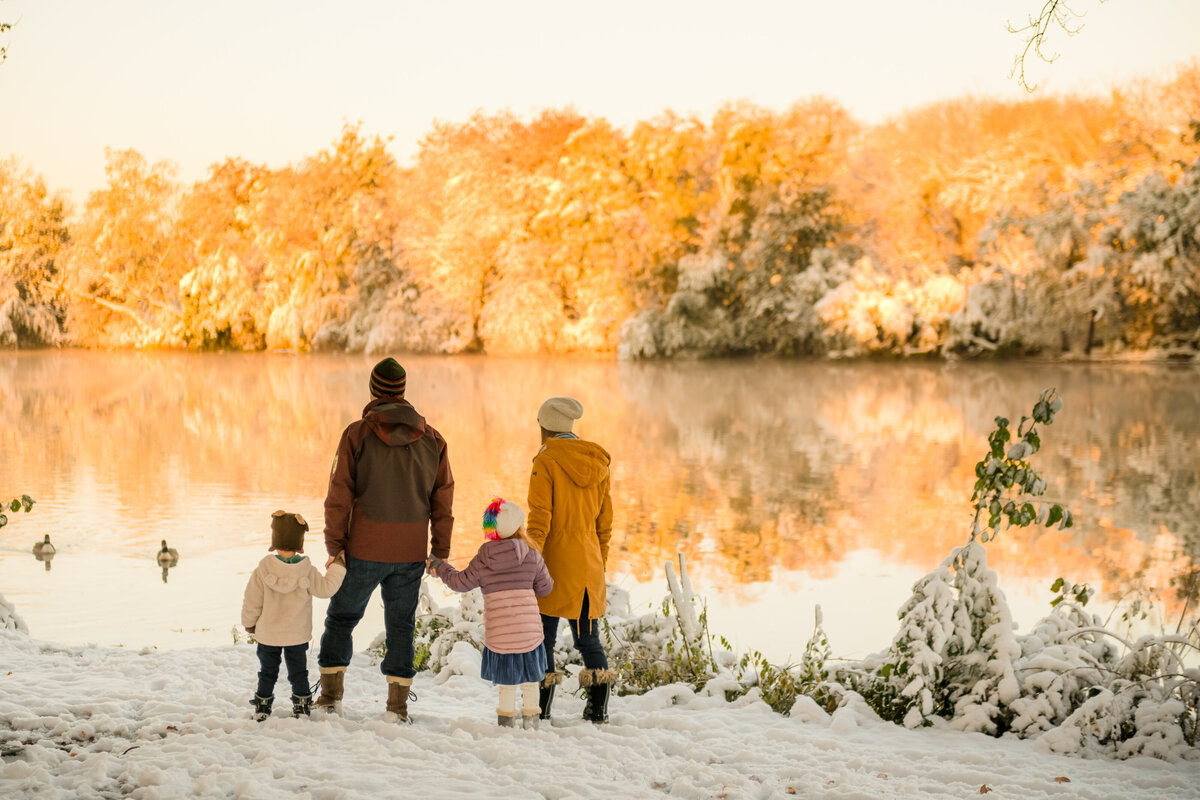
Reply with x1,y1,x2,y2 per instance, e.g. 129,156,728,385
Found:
2,0,1199,204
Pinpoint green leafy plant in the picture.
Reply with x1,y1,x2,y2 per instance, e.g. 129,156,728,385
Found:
606,572,720,695
0,495,36,529
971,388,1072,542
1051,577,1094,609
736,607,838,715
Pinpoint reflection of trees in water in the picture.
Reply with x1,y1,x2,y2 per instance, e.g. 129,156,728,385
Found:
0,353,633,557
2,353,1196,612
2,353,350,523
614,361,856,586
616,360,1200,613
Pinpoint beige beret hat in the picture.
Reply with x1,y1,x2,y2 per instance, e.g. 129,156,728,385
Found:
537,396,584,433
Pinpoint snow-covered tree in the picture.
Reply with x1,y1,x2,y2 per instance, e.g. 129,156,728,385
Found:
0,159,69,348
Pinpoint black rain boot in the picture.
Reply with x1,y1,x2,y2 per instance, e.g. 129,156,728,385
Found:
250,694,274,722
582,683,610,723
538,671,563,721
579,668,617,723
291,693,312,718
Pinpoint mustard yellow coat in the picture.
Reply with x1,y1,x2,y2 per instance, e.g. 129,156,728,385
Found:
526,437,613,619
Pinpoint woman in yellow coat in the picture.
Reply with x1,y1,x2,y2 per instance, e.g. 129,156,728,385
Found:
526,396,616,723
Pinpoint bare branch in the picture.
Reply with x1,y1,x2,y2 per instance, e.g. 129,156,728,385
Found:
0,8,17,66
1007,1,1107,93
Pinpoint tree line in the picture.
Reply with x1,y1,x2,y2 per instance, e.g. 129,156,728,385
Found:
2,62,1198,357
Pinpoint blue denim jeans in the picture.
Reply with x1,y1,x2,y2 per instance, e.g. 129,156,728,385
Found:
318,556,425,679
256,642,309,698
541,589,608,672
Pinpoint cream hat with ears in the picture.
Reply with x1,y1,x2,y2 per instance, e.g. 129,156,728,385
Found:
537,397,583,433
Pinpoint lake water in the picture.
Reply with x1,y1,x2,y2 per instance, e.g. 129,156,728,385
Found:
1,351,1197,664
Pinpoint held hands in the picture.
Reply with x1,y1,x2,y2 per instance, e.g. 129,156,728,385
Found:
326,552,346,569
425,555,445,577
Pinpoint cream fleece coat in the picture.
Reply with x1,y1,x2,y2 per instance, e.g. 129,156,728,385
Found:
241,555,346,647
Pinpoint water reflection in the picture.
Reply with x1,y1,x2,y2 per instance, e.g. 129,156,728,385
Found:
614,360,1199,615
0,352,1196,652
156,540,180,583
32,534,56,571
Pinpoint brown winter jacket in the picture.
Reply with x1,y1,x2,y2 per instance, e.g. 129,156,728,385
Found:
433,537,553,653
324,398,455,562
241,555,347,647
526,437,613,619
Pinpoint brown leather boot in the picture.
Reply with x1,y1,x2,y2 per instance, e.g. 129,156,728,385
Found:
386,676,412,723
314,667,345,713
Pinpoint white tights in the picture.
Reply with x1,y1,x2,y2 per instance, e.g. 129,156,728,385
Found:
497,682,541,716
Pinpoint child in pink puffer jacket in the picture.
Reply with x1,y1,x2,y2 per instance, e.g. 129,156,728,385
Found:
428,498,553,728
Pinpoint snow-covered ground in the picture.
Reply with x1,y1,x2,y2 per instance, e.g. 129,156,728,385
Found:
2,625,1197,800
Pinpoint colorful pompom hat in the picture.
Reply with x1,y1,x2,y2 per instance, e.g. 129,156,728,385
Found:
483,497,525,540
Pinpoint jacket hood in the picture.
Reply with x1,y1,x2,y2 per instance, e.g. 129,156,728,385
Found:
478,537,533,571
361,398,426,446
255,554,313,595
538,438,610,487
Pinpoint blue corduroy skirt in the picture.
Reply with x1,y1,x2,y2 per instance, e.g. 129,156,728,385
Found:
480,644,547,685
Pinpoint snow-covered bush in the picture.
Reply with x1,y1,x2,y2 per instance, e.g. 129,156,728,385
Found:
370,583,487,676
606,555,739,695
0,296,62,349
0,590,29,633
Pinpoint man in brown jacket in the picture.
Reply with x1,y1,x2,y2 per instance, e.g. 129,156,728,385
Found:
526,396,616,723
315,357,454,722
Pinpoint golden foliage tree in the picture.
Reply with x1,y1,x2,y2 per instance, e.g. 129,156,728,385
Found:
0,159,70,346
62,149,182,347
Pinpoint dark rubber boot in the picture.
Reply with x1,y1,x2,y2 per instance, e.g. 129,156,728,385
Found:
579,668,617,723
291,693,312,718
250,694,274,722
538,671,563,720
582,682,611,723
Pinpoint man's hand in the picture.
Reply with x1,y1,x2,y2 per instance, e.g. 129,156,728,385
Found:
326,553,342,569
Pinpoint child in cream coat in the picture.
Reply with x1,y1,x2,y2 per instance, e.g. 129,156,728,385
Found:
242,510,346,720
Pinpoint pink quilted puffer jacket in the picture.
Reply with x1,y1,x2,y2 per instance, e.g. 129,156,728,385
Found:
433,538,552,654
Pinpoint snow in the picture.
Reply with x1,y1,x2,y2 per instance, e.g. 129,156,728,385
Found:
3,610,1198,799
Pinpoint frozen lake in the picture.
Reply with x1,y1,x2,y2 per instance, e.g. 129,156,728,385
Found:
1,351,1196,663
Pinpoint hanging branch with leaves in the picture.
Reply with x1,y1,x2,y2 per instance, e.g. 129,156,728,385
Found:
0,495,36,529
970,388,1073,542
